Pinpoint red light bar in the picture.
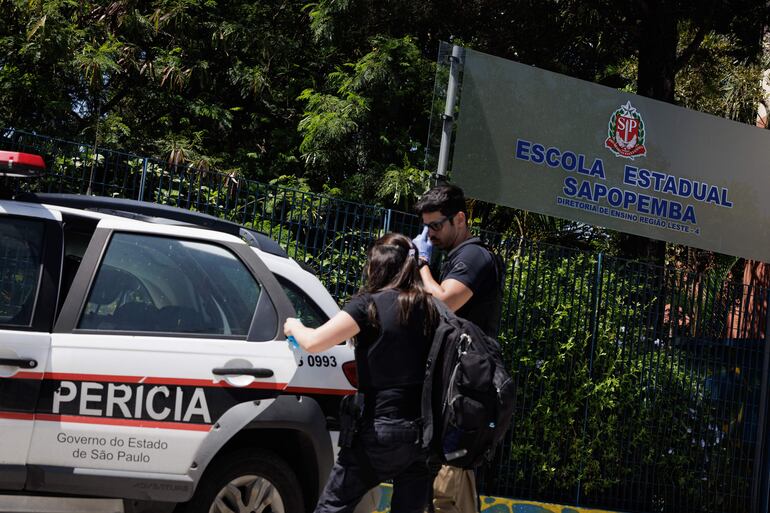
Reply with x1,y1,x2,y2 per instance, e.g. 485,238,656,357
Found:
0,151,45,177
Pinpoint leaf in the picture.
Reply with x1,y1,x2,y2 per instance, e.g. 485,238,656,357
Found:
26,15,46,40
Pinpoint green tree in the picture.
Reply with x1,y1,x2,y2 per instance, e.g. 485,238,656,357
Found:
297,35,434,202
377,156,432,210
0,0,323,180
2,0,768,222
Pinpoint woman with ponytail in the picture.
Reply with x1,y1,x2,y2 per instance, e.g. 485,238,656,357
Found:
284,233,438,513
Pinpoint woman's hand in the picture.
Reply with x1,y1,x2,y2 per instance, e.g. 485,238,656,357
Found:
282,312,360,354
284,317,303,338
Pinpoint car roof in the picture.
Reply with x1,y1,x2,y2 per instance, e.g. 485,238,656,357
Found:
1,199,245,244
3,194,319,286
0,199,62,220
16,193,288,258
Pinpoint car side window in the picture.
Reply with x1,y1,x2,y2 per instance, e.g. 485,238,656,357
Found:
78,233,260,337
276,276,329,329
58,214,99,314
0,217,44,327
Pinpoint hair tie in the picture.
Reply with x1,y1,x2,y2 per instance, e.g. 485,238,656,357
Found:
408,248,416,257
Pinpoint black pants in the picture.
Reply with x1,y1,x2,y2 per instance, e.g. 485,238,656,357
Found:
315,417,430,513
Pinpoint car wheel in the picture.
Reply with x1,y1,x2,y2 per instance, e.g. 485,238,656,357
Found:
178,449,304,513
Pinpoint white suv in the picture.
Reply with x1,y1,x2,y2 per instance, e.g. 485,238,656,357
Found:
0,155,357,513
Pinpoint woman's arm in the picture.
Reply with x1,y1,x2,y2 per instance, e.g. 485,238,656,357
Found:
283,311,360,354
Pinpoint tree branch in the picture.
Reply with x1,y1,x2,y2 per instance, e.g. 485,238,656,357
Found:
101,84,131,114
675,24,709,71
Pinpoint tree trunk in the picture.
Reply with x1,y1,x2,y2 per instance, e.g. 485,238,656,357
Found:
637,0,678,103
617,0,678,264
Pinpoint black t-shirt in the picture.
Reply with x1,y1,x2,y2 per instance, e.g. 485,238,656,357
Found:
439,237,501,337
343,289,433,419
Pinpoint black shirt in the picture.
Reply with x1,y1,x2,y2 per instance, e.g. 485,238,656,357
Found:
439,237,501,337
343,289,433,419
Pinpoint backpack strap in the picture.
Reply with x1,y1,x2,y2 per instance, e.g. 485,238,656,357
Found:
431,296,453,320
420,297,453,449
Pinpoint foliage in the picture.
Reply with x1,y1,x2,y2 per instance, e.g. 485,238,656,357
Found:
609,21,767,125
497,246,748,511
377,156,432,209
0,0,320,180
2,0,768,221
297,35,434,202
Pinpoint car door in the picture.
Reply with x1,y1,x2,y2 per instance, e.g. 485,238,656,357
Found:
25,220,299,489
0,206,60,490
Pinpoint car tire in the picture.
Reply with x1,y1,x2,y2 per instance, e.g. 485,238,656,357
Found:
177,448,304,513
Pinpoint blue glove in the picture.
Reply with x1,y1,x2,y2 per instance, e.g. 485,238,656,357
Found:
412,225,433,261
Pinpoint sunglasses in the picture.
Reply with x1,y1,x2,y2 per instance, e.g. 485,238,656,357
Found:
423,214,454,231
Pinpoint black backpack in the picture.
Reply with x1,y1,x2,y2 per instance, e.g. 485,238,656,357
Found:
421,299,516,469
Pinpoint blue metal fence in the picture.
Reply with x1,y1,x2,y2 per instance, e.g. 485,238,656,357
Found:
2,128,767,513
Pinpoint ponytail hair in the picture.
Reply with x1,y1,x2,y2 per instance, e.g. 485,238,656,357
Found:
359,232,437,334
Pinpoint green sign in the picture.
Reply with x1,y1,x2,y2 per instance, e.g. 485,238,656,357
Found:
452,47,770,261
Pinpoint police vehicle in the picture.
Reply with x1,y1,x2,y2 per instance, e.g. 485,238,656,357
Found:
0,152,358,513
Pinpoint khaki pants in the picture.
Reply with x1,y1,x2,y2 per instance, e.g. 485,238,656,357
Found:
432,465,477,513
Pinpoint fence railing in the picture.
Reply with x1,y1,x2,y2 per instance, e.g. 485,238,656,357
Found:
490,241,767,513
2,128,767,513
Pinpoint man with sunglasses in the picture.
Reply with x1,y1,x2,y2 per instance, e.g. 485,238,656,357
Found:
413,184,503,513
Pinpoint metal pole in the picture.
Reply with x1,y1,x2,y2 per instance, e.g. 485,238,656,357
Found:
751,288,770,513
577,252,603,506
85,98,102,196
138,158,148,202
436,45,463,183
383,208,392,233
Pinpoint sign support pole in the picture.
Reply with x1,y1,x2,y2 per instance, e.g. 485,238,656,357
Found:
436,45,463,184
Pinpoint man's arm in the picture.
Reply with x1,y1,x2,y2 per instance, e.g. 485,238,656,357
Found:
419,264,473,312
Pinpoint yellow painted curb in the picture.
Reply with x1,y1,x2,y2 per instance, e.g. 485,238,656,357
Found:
372,484,621,513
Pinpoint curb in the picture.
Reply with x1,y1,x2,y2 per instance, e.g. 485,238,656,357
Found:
371,484,621,513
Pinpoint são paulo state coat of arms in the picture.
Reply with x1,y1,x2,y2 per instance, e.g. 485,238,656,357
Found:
605,101,647,159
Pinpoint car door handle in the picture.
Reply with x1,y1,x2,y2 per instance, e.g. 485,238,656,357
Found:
0,358,38,369
211,367,274,378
